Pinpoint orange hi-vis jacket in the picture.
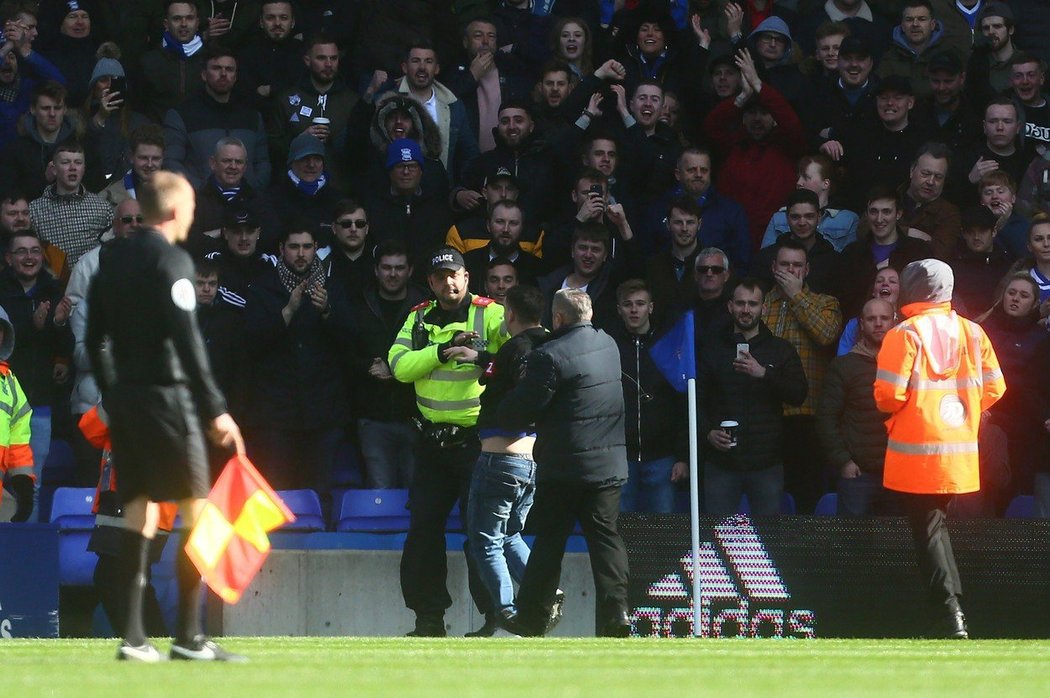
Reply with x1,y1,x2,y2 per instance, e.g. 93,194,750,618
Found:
874,301,1006,494
79,406,178,531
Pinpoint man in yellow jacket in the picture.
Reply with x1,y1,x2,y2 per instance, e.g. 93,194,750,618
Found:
874,258,1006,639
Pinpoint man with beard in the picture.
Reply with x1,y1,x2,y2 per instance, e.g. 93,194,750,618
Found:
697,276,807,516
163,46,270,190
532,61,576,145
235,1,305,112
966,3,1017,105
271,34,360,189
462,101,557,229
817,297,895,516
241,225,353,497
388,246,509,637
464,199,542,293
396,43,478,188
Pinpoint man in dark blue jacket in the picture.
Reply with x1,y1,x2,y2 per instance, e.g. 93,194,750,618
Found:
498,288,631,638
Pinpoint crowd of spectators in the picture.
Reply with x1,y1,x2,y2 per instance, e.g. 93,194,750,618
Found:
2,0,1050,521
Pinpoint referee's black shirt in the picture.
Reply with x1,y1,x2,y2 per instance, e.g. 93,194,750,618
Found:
86,228,227,420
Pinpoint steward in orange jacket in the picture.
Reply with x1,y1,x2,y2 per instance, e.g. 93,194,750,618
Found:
873,258,1005,639
874,267,1006,495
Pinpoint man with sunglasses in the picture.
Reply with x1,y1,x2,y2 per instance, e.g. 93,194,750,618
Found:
326,198,372,300
691,247,733,339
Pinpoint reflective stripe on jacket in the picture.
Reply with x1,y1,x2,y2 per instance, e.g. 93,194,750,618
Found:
389,297,508,427
874,301,1005,494
0,363,33,481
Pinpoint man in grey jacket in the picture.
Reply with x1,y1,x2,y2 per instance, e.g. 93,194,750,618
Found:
498,288,631,638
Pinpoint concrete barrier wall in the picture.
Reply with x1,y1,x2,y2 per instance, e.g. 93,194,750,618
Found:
224,550,598,637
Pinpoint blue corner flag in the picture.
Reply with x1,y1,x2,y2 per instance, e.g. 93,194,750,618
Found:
648,310,696,393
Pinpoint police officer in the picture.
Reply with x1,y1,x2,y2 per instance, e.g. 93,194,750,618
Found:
388,246,509,637
87,172,246,662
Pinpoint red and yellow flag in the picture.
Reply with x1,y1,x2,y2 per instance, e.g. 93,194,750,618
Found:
185,455,295,603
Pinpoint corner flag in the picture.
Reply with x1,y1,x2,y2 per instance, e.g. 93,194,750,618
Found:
185,455,295,603
648,310,696,393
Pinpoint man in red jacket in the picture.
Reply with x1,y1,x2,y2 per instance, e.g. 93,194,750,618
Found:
704,49,807,252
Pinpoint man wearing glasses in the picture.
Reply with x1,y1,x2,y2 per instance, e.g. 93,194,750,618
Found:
691,247,733,339
327,198,372,299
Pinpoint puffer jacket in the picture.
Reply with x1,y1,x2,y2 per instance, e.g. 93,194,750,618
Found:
816,349,887,473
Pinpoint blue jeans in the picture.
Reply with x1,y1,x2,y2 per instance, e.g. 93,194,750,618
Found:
621,456,676,513
29,406,51,522
467,452,536,613
358,418,417,489
704,463,783,516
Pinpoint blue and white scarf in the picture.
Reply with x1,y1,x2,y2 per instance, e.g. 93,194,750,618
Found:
287,169,327,197
161,30,204,60
122,170,137,199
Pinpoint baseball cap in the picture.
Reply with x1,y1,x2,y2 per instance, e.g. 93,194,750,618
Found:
386,138,424,170
874,74,914,96
287,132,326,165
928,51,964,75
222,207,260,230
838,35,873,59
483,166,517,188
427,247,466,274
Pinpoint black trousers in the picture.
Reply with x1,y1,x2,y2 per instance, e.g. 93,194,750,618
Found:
400,437,492,618
517,480,630,633
898,492,963,610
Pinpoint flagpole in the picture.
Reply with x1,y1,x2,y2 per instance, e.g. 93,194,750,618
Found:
687,376,701,637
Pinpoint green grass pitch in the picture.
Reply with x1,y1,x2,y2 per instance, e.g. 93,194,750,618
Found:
6,637,1050,697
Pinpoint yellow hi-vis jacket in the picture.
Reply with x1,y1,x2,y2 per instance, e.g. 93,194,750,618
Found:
388,295,508,427
0,362,33,489
874,301,1006,494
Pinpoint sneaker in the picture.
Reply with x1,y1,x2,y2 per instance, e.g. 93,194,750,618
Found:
464,613,500,637
170,636,248,662
545,590,566,635
406,616,447,637
116,641,163,663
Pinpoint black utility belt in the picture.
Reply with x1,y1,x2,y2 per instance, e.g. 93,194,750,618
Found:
414,418,478,449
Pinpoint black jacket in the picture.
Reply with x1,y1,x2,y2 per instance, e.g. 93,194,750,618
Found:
477,325,549,436
267,174,344,249
499,322,628,485
461,131,559,226
187,177,280,256
753,233,841,298
697,321,807,471
612,325,687,463
0,268,73,405
816,350,887,474
348,283,427,423
362,185,453,276
241,265,354,429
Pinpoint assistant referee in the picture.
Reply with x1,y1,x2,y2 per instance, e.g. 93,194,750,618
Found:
86,171,246,663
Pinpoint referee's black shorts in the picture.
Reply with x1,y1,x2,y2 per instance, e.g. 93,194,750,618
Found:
106,384,210,503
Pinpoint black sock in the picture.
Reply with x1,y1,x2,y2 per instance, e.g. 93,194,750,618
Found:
118,531,151,646
175,534,203,644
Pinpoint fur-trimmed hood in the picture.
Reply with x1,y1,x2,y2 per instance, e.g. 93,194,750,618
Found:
369,92,442,160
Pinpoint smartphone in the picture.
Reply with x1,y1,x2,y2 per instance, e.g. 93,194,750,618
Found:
589,184,603,199
735,343,749,361
109,76,126,107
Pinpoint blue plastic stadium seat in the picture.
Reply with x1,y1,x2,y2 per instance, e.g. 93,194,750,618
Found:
737,492,796,516
275,489,326,531
447,501,462,532
814,493,838,516
335,489,410,532
1004,495,1035,519
49,487,98,586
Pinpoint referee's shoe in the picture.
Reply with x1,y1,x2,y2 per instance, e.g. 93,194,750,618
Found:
170,635,248,662
116,641,164,663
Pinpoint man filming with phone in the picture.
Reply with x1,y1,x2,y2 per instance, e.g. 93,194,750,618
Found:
696,277,807,515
